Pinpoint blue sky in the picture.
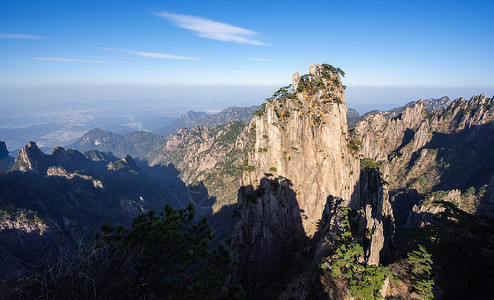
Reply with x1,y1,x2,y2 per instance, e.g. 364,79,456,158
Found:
1,0,494,112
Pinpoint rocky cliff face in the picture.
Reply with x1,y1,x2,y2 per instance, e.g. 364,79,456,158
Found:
232,176,307,292
405,189,462,228
241,63,360,235
353,93,494,258
232,64,393,294
355,169,395,265
13,141,49,173
355,93,494,195
280,168,394,299
152,121,253,211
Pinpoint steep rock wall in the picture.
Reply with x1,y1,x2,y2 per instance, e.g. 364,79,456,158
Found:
232,176,307,292
354,94,494,195
280,169,394,299
242,63,360,235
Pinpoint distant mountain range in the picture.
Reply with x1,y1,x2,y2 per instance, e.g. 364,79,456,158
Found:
154,106,260,138
391,96,451,114
360,96,451,120
68,129,167,163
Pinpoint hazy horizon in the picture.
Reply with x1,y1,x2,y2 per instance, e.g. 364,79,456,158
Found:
1,84,492,116
2,0,494,151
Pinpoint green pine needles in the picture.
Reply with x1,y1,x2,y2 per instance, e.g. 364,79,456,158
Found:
327,244,391,299
407,245,434,300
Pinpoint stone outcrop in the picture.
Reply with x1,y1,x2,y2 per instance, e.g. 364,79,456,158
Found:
280,168,394,299
242,63,360,235
47,166,103,188
13,141,49,173
12,142,122,175
355,169,394,265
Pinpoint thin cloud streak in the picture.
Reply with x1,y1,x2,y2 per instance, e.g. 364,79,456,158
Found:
29,57,111,63
154,11,270,46
96,47,197,60
248,58,272,62
0,33,44,39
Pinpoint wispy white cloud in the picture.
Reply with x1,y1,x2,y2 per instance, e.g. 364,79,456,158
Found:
153,11,270,46
0,33,44,39
248,57,272,62
29,57,111,63
96,47,197,60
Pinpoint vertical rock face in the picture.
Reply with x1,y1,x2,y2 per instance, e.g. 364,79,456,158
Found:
355,101,430,163
354,94,494,196
280,169,394,299
356,169,394,265
13,141,49,174
232,177,307,291
242,63,360,235
232,63,364,293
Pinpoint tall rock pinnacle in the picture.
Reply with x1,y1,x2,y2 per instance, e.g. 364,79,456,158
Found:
240,63,359,235
232,63,362,291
